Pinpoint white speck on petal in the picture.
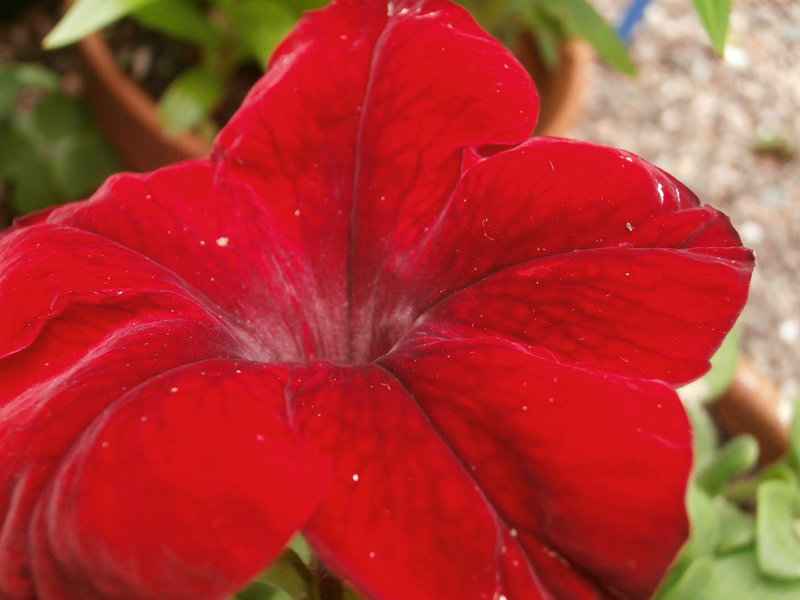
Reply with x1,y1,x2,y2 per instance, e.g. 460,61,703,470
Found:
294,209,301,216
256,434,265,442
199,240,206,246
509,528,518,537
481,218,496,241
626,222,634,232
215,237,229,247
352,473,360,482
170,387,179,393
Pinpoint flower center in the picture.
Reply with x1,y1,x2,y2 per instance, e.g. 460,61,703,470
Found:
235,299,417,366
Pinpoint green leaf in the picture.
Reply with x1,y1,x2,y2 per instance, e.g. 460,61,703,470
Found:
9,64,62,91
705,324,742,400
0,65,60,118
756,480,800,580
788,398,800,478
761,463,799,488
260,548,312,599
0,88,118,213
287,534,312,565
533,27,563,69
685,484,721,559
692,0,733,54
702,548,800,599
0,127,59,213
513,0,566,68
716,498,755,553
685,400,719,471
282,0,327,11
30,94,88,142
235,581,292,600
696,435,759,496
0,69,24,118
131,0,219,48
227,0,300,67
538,0,635,75
50,129,120,199
655,556,714,600
44,0,161,49
157,65,225,134
0,64,61,118
341,586,364,600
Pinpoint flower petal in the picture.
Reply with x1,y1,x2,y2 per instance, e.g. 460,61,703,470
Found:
0,320,228,598
418,246,751,384
28,362,329,599
0,226,329,598
381,335,692,600
0,223,230,362
404,139,753,383
215,0,537,361
35,160,320,363
290,363,548,600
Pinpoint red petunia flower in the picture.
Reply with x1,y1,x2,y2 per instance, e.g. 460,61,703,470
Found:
0,1,752,599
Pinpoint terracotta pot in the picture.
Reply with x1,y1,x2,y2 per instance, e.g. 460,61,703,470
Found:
76,32,211,173
521,37,593,137
75,22,591,172
712,357,790,464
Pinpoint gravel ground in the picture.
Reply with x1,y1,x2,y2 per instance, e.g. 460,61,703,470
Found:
572,0,800,401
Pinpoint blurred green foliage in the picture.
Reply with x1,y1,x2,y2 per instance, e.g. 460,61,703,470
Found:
0,63,120,215
656,398,800,599
45,0,326,136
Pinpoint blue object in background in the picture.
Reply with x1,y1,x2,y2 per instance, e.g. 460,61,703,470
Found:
618,0,655,44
